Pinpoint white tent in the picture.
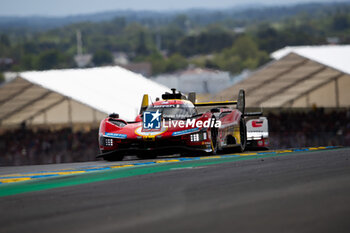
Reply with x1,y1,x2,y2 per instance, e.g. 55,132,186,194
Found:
0,66,170,128
271,45,350,75
216,45,350,108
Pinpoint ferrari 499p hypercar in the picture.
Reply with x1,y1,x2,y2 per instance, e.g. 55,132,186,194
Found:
98,89,268,161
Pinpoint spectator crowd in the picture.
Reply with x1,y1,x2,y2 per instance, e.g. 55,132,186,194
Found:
0,108,349,166
0,128,99,166
268,108,350,149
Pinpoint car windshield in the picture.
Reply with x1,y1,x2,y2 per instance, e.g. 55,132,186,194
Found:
146,103,197,119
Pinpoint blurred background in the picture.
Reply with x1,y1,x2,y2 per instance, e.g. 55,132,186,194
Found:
0,0,350,165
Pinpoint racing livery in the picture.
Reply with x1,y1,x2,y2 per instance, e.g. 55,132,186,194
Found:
98,89,268,161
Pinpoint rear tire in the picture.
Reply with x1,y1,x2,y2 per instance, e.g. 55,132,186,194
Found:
236,117,247,152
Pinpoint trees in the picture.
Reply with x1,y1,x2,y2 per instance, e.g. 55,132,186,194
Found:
0,34,11,57
332,14,350,31
0,34,10,49
135,31,151,56
92,50,113,66
145,52,188,75
0,72,4,84
36,50,62,70
175,30,235,56
213,35,269,74
0,3,349,75
165,54,188,73
34,50,73,70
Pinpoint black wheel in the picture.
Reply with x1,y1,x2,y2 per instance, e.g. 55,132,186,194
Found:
210,118,219,155
137,153,157,160
102,152,124,161
236,117,247,152
180,152,190,157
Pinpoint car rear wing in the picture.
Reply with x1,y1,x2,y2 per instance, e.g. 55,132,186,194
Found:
190,89,248,115
139,94,149,114
244,112,263,117
194,100,237,107
139,88,263,117
191,89,264,117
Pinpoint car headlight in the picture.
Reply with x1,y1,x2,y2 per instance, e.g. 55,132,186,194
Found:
190,133,200,142
190,132,207,142
203,132,207,140
104,138,113,146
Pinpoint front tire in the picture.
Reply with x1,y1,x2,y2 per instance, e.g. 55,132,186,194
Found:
210,118,219,155
103,155,124,162
102,152,124,161
137,153,157,160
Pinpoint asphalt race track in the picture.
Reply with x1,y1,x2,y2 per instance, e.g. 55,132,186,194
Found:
0,147,349,233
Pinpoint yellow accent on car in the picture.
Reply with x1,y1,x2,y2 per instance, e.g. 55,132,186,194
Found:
139,94,149,114
234,130,241,145
194,100,237,106
143,135,156,141
141,94,149,107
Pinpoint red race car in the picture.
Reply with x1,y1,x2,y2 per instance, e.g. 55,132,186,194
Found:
98,89,266,161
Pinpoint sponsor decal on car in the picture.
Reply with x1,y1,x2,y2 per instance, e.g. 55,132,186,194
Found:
143,110,162,130
142,110,221,130
135,126,168,136
252,120,263,127
105,132,127,139
164,118,221,128
172,128,199,136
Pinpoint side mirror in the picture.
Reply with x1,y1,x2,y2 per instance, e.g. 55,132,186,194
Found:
109,113,119,118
